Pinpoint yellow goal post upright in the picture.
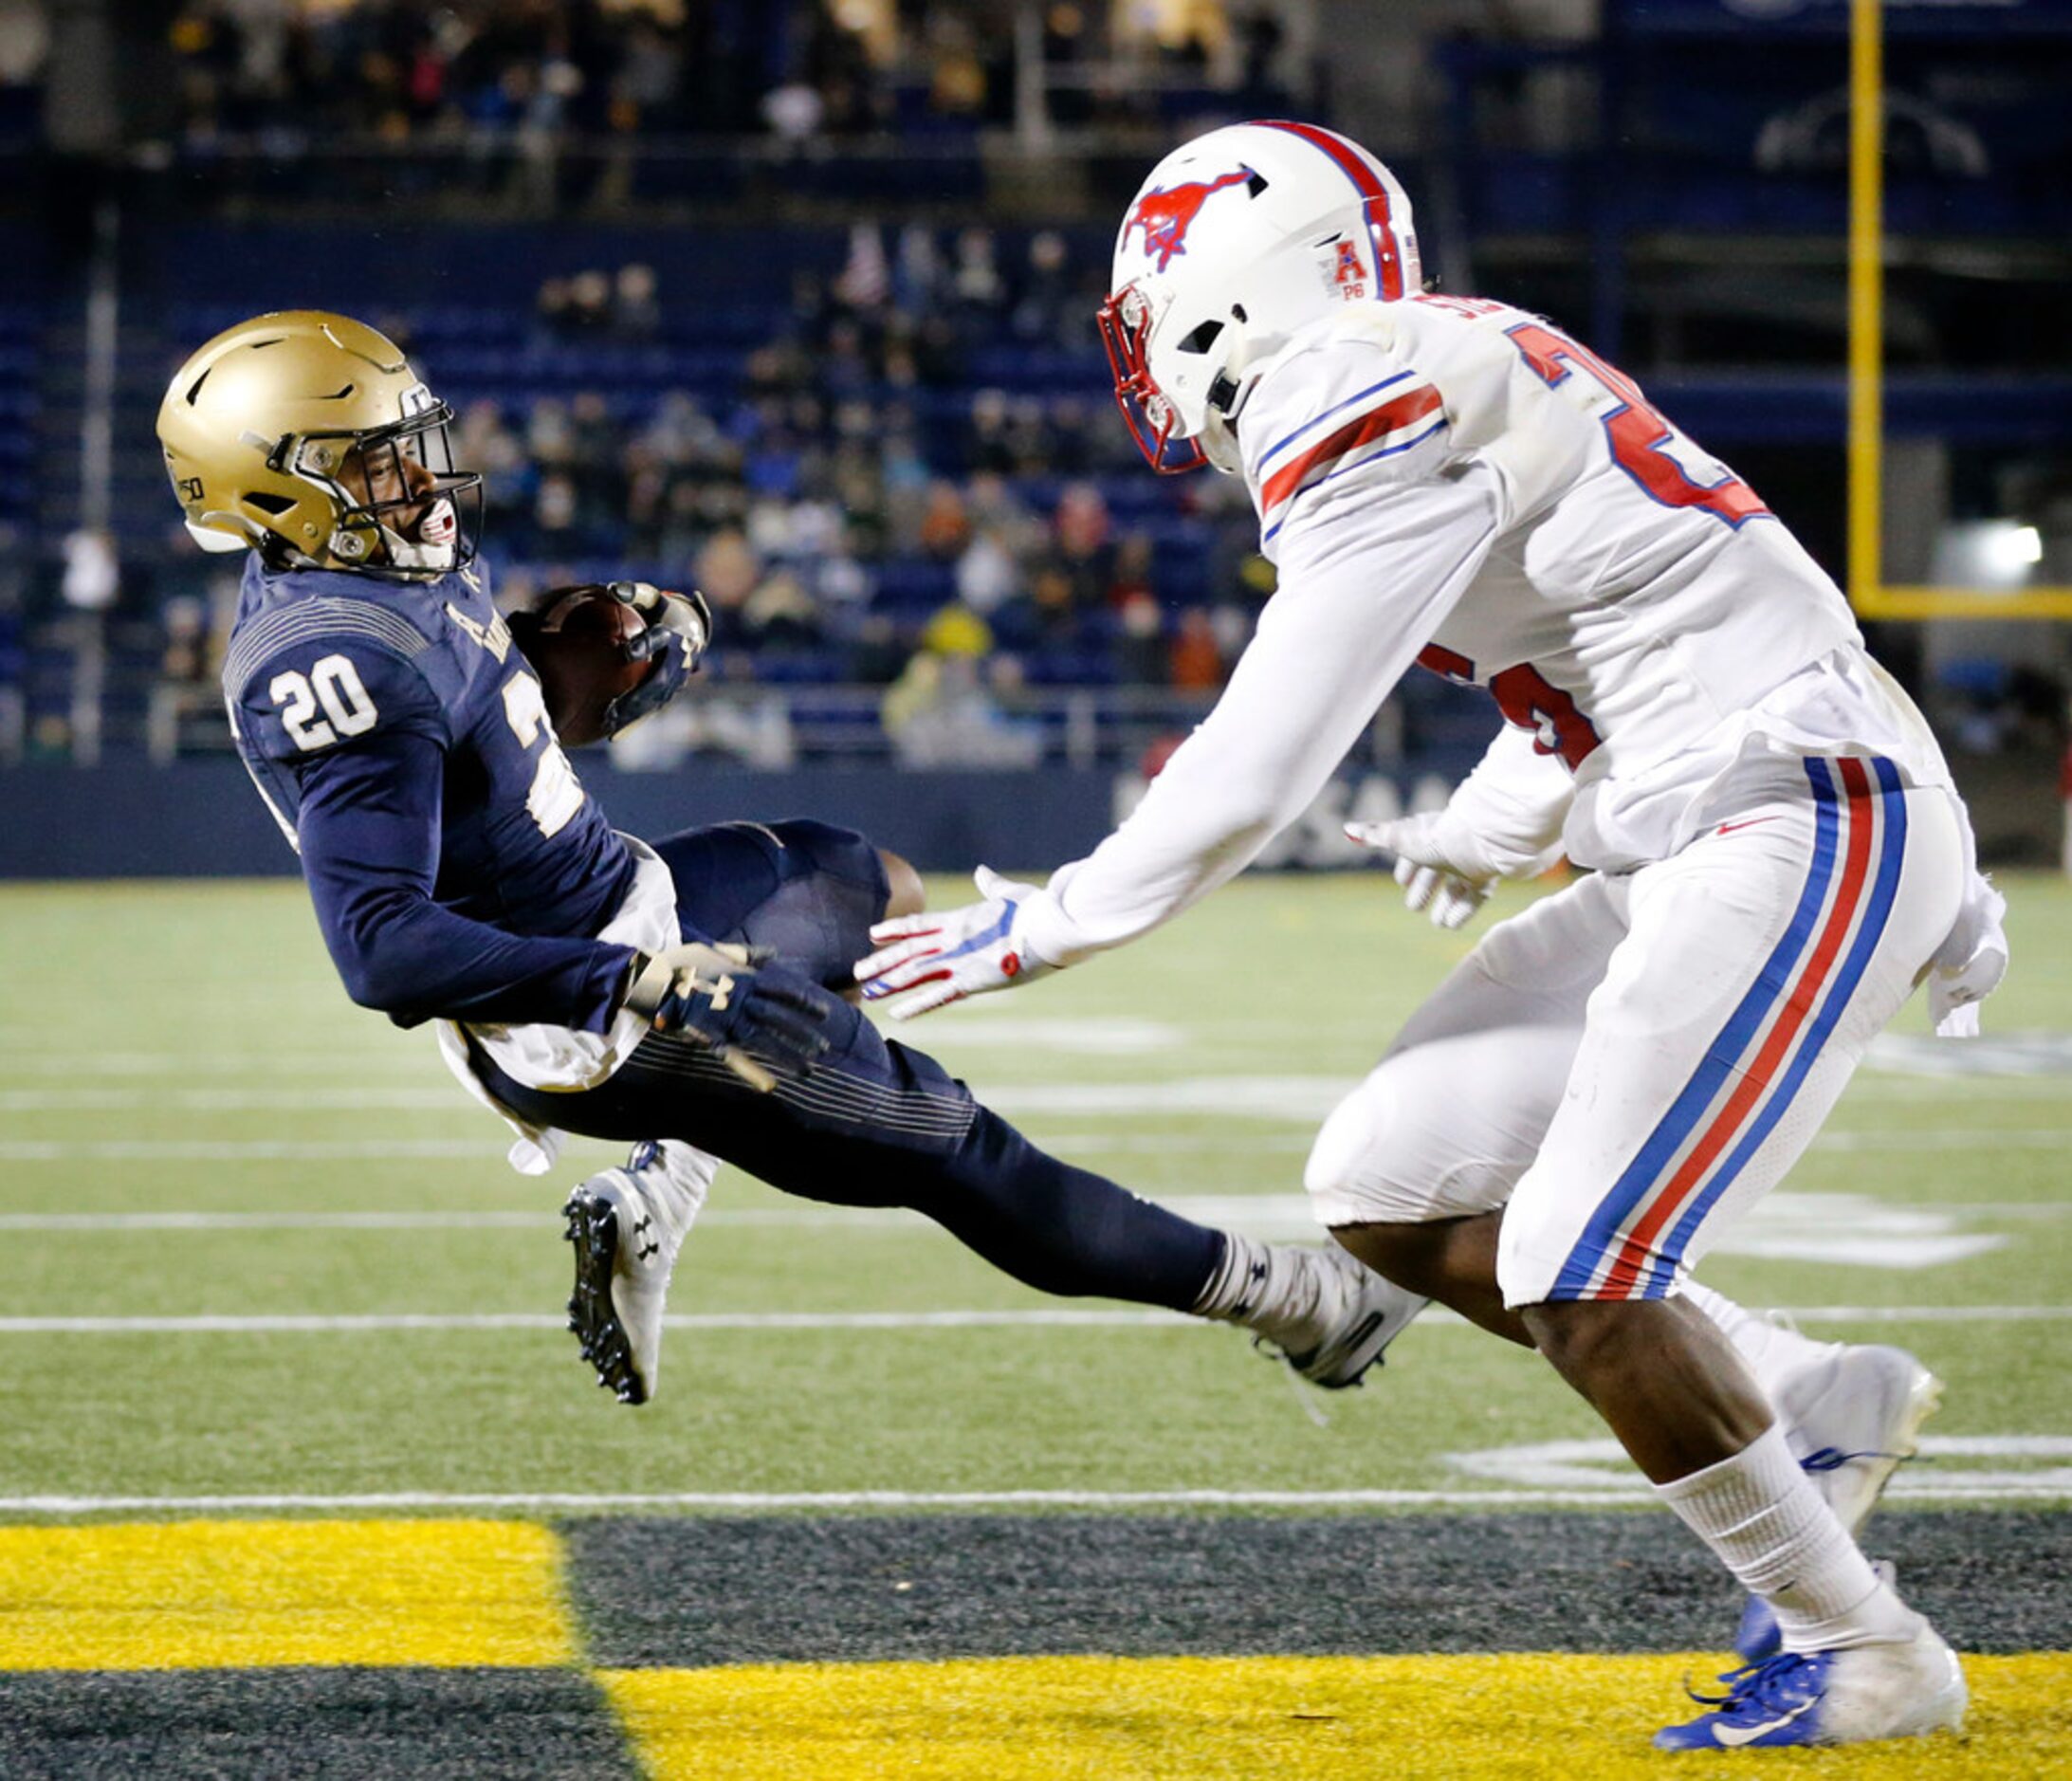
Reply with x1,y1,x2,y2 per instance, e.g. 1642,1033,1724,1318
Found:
1848,0,2072,620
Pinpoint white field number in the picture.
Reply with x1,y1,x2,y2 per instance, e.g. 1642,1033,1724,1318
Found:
270,653,379,751
501,671,584,837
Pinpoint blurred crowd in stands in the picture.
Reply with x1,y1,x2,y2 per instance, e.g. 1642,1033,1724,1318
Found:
134,219,1274,766
164,0,1295,147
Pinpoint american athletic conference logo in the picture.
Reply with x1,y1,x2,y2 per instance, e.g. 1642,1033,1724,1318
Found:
1124,168,1253,271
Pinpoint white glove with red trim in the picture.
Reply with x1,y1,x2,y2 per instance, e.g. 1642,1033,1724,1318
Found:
853,867,1057,1019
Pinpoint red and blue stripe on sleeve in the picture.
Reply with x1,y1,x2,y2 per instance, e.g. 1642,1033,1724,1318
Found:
1256,374,1447,541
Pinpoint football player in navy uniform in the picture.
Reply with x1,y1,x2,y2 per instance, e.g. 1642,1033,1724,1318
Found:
156,310,1424,1408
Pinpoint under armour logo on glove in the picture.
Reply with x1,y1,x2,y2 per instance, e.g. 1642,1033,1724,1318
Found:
624,942,831,1091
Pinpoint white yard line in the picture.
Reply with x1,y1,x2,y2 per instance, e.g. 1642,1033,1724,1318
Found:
0,1306,2062,1335
0,1483,2060,1515
1728,1304,2072,1324
0,1310,1175,1333
1844,1078,2072,1099
0,1140,494,1161
0,1135,1316,1162
0,1081,1359,1117
0,1208,925,1231
1811,1130,2072,1152
0,1088,463,1111
5,1128,2068,1164
0,1056,425,1079
0,1200,2062,1234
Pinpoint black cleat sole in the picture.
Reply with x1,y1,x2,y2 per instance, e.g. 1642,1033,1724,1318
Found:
563,1188,647,1406
1269,1307,1393,1391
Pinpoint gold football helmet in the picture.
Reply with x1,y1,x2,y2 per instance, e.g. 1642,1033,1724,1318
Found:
156,310,481,579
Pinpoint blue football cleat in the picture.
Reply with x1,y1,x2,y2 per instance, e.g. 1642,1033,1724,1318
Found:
1733,1592,1783,1668
1657,1626,1966,1752
1657,1653,1836,1751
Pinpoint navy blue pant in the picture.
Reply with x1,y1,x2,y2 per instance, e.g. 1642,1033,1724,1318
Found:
477,818,1220,1311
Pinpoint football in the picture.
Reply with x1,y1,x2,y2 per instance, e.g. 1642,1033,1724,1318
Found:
516,586,651,746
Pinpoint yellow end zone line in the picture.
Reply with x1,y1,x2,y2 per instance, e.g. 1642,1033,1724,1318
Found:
5,1520,2066,1781
601,1651,2072,1781
0,1519,577,1670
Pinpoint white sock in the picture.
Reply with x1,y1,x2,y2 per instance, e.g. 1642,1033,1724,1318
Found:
1678,1279,1843,1400
627,1140,717,1265
1655,1423,1920,1653
1193,1230,1274,1320
639,1139,717,1211
1192,1232,1333,1348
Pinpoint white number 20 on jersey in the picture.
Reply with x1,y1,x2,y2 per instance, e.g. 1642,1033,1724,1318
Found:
271,653,379,751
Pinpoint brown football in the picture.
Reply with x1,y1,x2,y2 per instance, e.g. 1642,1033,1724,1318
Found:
521,587,649,746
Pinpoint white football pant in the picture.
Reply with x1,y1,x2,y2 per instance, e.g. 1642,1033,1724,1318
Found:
1306,759,1966,1307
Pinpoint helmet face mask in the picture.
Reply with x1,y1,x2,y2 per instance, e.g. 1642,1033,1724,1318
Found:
289,405,482,577
157,311,483,581
1101,120,1422,476
1097,283,1209,475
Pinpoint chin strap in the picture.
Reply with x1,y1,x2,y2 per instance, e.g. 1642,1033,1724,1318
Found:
1197,337,1261,474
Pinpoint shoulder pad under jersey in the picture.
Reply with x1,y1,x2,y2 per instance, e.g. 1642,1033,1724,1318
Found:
1241,309,1453,543
226,590,446,765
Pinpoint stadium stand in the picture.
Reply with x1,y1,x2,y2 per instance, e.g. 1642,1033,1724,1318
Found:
0,0,2065,832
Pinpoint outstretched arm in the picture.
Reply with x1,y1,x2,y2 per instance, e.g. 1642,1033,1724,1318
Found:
856,463,1504,1015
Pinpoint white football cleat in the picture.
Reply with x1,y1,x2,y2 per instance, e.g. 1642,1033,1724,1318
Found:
1779,1345,1944,1532
1658,1615,1966,1751
1257,1246,1428,1389
1734,1346,1943,1661
563,1140,714,1405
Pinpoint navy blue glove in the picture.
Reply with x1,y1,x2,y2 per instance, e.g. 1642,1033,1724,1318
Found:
600,583,711,738
623,942,829,1091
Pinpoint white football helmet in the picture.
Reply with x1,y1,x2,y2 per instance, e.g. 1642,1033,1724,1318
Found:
1098,119,1421,474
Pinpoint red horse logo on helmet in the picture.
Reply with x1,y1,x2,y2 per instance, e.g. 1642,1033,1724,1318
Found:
1123,168,1254,272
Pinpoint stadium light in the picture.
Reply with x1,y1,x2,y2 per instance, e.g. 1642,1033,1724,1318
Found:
1847,0,2072,619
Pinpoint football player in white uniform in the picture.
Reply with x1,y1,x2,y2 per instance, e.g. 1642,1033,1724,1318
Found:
856,121,2009,1751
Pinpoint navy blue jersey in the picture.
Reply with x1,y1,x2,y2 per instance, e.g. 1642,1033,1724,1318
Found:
224,555,639,1031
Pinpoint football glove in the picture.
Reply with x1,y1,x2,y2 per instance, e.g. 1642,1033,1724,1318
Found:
1927,872,2008,1038
623,942,829,1092
511,581,712,739
853,867,1056,1019
1346,811,1519,930
597,582,711,738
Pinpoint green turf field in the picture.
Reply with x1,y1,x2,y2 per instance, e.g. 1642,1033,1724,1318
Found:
0,871,2065,1777
0,871,2065,1511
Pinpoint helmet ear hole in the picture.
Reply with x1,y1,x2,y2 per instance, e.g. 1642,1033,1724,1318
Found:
1178,320,1224,356
242,491,294,516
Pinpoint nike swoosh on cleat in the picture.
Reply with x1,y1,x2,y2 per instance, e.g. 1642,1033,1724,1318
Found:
1714,1698,1818,1747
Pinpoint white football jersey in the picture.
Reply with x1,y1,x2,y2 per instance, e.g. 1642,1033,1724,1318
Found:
1017,294,1955,967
